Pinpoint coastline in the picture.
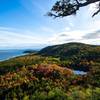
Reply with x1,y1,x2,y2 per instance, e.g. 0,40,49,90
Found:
0,50,30,62
0,53,28,62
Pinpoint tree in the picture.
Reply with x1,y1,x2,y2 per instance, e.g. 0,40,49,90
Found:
48,0,100,18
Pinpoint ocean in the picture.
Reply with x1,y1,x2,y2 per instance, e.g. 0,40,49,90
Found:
0,49,26,61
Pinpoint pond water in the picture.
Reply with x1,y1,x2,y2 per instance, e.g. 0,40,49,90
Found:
73,70,87,75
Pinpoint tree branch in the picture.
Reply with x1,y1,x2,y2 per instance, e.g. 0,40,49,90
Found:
49,0,100,17
92,9,100,17
79,0,100,7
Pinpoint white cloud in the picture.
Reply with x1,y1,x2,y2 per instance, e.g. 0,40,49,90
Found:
0,5,100,49
0,27,50,49
48,28,100,45
65,27,71,31
80,38,100,45
83,30,100,39
40,26,55,33
86,19,100,31
48,30,85,44
88,2,99,14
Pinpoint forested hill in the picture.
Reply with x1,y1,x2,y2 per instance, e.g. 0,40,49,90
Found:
38,42,100,61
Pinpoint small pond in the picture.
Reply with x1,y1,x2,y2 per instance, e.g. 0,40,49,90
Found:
73,70,87,75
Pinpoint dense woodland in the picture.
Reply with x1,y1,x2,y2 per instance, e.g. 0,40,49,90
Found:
0,42,100,100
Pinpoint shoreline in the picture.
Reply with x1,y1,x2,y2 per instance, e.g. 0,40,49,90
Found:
0,54,26,62
0,52,29,62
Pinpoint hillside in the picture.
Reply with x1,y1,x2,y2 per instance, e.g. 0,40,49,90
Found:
0,42,100,99
0,56,100,100
38,42,100,71
1,63,100,100
39,42,100,61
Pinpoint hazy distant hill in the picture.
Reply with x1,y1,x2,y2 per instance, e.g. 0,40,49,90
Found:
39,42,100,61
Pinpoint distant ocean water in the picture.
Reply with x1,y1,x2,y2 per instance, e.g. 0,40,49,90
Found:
0,49,26,61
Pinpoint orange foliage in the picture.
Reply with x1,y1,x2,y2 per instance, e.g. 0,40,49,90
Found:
0,64,73,89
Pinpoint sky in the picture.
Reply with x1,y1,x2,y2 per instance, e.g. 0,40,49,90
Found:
0,0,100,49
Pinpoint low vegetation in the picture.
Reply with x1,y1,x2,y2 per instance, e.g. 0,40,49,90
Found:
0,42,100,100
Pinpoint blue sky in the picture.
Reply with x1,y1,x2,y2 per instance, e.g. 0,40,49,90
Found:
0,0,100,49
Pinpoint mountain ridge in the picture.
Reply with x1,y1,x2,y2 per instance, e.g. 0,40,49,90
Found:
38,42,100,59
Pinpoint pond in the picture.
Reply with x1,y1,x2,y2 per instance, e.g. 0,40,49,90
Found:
73,70,87,75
